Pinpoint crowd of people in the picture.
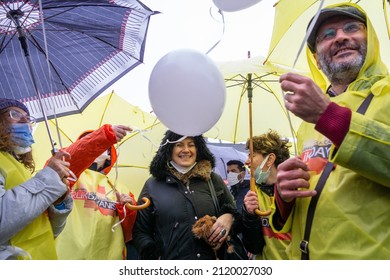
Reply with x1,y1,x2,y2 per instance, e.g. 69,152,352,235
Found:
0,3,389,260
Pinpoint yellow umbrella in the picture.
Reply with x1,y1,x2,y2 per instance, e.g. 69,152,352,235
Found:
32,91,166,199
205,55,303,216
265,0,390,71
205,55,303,145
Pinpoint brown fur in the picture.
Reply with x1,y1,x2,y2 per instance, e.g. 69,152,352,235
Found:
192,215,234,257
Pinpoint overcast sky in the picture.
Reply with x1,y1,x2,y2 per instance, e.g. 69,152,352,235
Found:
109,0,275,112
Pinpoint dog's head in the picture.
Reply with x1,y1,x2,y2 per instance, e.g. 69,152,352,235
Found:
192,215,223,250
192,215,216,238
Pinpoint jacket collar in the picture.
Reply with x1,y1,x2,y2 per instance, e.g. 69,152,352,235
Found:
168,160,212,184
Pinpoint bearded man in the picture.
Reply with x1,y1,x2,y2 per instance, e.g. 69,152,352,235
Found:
272,3,390,259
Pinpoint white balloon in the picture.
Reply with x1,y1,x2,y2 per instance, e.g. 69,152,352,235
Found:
213,0,262,12
149,49,226,136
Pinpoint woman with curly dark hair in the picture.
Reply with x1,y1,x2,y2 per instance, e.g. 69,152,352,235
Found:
133,130,239,259
0,98,72,259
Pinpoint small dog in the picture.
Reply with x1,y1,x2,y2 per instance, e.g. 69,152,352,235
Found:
192,214,234,257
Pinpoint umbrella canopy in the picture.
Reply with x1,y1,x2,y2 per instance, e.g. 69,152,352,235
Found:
0,0,156,121
32,91,165,198
207,142,249,181
265,0,390,71
205,56,303,145
205,55,304,216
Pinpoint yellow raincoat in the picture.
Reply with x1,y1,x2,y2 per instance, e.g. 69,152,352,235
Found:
55,170,126,259
55,125,136,260
1,152,57,259
272,3,390,259
255,187,290,260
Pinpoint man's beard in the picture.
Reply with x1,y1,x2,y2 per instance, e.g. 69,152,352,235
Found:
317,42,367,86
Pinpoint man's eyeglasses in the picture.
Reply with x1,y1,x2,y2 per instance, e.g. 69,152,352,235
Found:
8,109,37,126
316,22,366,44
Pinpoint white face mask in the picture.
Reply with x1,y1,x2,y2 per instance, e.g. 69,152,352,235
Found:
227,172,240,186
254,154,271,185
13,146,32,155
169,160,197,174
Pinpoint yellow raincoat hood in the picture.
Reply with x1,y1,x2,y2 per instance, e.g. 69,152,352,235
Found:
306,3,388,92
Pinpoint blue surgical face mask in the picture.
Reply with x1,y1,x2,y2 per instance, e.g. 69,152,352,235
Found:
10,123,35,149
254,154,271,185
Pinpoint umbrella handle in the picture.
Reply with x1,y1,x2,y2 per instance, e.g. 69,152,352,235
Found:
254,196,274,217
247,84,272,217
125,197,150,211
250,177,273,217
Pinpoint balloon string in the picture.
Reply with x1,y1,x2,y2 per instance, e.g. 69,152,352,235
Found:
129,126,187,148
282,0,325,156
106,140,133,199
111,143,120,195
280,91,298,156
205,7,225,55
163,135,187,145
128,127,161,149
112,201,126,232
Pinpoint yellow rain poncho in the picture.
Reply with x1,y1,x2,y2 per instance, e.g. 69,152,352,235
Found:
272,3,390,259
255,187,291,260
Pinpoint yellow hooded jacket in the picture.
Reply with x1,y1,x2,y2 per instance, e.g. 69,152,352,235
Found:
272,3,390,259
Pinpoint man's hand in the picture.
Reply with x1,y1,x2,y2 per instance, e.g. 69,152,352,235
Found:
280,72,331,123
276,157,315,203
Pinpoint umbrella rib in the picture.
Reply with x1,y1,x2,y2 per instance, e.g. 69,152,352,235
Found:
226,82,246,89
25,29,77,105
252,83,273,94
226,74,249,89
99,91,114,127
384,0,390,39
232,85,247,143
254,71,278,79
48,118,74,144
116,165,149,170
0,26,16,54
0,2,34,53
40,5,145,61
118,119,162,148
226,70,297,139
226,73,279,89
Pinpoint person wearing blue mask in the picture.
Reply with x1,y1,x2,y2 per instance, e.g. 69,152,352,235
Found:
0,98,73,259
241,129,291,260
